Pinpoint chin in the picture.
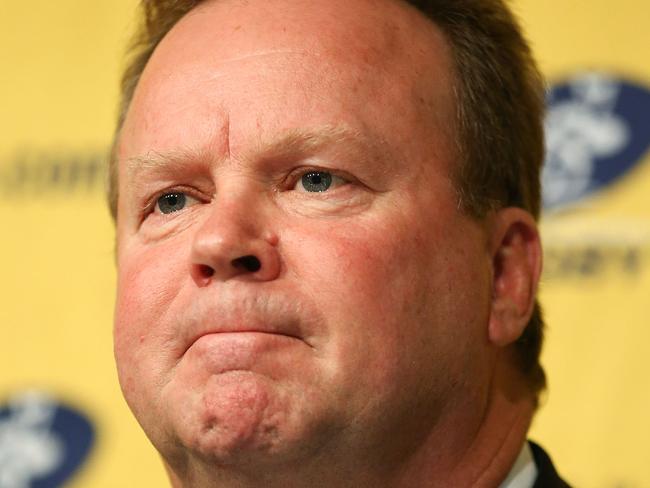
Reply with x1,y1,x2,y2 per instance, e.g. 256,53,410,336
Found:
164,370,329,466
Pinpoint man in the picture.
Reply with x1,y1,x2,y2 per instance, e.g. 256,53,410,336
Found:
111,0,569,486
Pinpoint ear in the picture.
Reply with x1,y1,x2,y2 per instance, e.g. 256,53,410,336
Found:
487,208,542,347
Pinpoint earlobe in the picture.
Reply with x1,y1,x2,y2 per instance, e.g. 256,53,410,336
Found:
488,208,542,347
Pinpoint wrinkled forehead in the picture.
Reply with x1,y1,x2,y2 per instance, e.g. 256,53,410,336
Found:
121,0,457,168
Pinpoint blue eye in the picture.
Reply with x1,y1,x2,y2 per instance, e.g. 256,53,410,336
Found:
300,171,333,192
156,192,187,214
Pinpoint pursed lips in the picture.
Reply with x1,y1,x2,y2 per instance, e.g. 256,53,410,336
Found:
175,291,320,358
182,322,309,358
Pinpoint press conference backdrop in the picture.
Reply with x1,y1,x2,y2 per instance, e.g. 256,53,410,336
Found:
1,1,648,486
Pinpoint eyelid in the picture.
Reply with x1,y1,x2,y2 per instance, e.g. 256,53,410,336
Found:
285,166,352,191
142,185,209,217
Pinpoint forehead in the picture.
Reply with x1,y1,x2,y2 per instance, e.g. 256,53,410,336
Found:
120,0,456,165
156,0,448,73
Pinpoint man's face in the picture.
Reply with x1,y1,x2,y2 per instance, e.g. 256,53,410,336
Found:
115,0,495,467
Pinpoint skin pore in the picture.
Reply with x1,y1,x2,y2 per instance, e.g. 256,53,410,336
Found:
113,0,542,486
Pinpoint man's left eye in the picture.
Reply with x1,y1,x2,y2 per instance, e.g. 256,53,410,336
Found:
295,171,346,193
155,192,199,214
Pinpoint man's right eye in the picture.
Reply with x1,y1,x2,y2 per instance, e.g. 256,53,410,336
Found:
156,192,193,214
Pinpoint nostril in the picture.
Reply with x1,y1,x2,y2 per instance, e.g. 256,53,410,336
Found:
232,255,262,272
198,264,215,278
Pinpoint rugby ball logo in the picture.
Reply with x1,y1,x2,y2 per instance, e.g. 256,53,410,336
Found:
543,72,650,209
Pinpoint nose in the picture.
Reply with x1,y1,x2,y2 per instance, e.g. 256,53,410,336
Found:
190,196,281,286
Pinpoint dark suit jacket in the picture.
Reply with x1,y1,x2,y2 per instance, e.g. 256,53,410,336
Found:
530,441,571,488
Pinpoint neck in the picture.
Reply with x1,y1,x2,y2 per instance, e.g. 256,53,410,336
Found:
165,350,535,488
380,350,535,488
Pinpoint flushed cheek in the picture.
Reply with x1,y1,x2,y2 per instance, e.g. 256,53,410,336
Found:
119,238,189,314
315,217,439,308
290,204,481,371
114,242,189,377
290,218,433,360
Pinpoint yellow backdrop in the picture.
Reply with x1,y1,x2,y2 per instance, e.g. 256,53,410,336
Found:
1,1,648,486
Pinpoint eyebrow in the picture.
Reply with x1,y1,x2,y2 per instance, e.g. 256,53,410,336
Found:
125,146,208,181
124,125,390,180
254,125,368,158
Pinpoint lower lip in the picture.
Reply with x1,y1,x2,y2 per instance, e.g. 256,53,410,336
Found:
184,331,302,368
193,331,301,345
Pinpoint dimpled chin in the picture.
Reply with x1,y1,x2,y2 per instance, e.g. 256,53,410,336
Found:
168,370,323,464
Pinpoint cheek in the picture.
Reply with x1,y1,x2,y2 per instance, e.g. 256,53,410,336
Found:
292,213,442,316
285,212,438,355
285,203,491,370
114,240,189,364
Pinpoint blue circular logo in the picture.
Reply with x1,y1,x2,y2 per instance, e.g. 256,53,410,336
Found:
0,391,95,488
542,72,650,209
